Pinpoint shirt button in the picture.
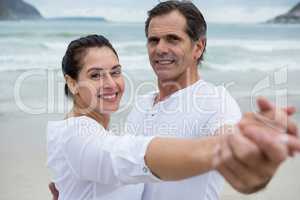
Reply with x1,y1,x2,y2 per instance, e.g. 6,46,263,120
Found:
143,166,149,173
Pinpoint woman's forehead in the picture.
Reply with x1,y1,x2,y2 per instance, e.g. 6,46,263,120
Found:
83,47,119,71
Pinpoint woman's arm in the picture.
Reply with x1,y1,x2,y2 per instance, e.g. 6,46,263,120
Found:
60,117,224,185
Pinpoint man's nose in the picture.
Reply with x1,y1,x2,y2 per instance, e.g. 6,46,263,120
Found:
156,40,168,54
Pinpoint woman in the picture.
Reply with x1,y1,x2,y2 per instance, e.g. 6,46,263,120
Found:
47,35,298,200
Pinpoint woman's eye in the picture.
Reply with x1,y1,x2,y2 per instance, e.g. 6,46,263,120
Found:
91,73,101,79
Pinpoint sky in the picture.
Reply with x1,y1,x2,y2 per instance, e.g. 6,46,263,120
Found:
25,0,300,23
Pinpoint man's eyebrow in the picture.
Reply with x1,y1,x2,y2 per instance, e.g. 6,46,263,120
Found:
111,65,122,70
148,36,159,41
166,34,181,39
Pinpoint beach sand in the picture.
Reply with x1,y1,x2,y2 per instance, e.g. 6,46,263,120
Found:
0,69,299,200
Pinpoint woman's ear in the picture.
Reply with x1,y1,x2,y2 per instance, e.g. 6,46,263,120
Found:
65,75,78,95
193,38,206,61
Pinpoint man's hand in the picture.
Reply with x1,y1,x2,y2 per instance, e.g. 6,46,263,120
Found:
49,182,59,200
214,97,300,194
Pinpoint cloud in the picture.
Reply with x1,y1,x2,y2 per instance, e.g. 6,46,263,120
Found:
201,5,289,23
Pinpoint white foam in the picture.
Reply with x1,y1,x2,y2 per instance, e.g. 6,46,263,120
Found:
113,41,146,49
40,41,69,50
204,60,300,72
208,39,300,52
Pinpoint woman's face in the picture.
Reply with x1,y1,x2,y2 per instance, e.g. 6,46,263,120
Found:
74,47,125,114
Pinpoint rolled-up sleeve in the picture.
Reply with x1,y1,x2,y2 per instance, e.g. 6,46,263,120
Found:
61,117,161,186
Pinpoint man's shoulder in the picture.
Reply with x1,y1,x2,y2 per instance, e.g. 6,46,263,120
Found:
192,80,231,101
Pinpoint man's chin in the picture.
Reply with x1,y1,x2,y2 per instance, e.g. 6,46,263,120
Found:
156,72,176,83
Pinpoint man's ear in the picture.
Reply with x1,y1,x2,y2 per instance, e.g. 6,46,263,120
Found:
193,38,206,61
65,75,78,95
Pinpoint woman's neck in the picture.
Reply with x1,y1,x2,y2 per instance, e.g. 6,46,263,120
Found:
67,103,110,130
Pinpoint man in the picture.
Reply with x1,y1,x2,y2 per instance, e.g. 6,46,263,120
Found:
125,1,299,199
49,1,299,199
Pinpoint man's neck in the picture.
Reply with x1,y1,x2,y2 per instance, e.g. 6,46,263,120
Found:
155,71,200,104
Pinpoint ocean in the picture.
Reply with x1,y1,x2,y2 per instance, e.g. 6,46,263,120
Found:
1,19,300,72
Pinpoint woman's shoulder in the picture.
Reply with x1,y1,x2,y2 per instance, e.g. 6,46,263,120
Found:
47,116,106,142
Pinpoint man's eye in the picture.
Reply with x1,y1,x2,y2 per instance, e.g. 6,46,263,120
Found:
168,36,180,43
111,70,121,76
148,38,159,44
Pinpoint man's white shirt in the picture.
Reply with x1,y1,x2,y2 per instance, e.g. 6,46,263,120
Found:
126,79,242,200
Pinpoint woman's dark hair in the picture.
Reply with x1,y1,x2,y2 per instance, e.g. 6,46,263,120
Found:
145,0,207,64
62,34,118,97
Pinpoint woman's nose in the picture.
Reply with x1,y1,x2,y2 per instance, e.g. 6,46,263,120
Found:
103,73,117,89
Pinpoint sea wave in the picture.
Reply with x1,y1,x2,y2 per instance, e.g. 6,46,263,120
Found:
0,32,85,38
203,60,299,72
207,39,300,52
40,41,69,50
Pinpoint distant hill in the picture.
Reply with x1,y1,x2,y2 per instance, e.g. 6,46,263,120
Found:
0,0,43,20
48,17,107,22
267,2,300,24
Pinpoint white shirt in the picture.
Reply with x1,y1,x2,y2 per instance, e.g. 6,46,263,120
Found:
126,80,242,200
47,116,160,200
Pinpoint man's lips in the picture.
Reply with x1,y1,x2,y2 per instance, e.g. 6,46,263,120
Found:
155,59,175,66
154,58,176,71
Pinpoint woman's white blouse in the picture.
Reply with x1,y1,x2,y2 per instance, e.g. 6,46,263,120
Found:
47,116,160,200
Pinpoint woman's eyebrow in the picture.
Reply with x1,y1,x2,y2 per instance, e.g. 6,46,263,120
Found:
87,65,121,73
87,67,104,73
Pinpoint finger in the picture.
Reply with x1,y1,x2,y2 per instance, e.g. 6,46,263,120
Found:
286,118,299,137
229,132,281,178
284,106,297,116
223,134,264,186
256,97,297,134
257,109,286,129
215,139,249,194
240,111,283,133
238,114,259,131
228,133,265,169
256,109,298,137
243,124,300,156
48,182,59,200
278,134,300,152
243,126,289,164
257,97,274,112
217,164,246,193
218,164,253,194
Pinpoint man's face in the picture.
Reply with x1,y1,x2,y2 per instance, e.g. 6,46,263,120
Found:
147,10,202,83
